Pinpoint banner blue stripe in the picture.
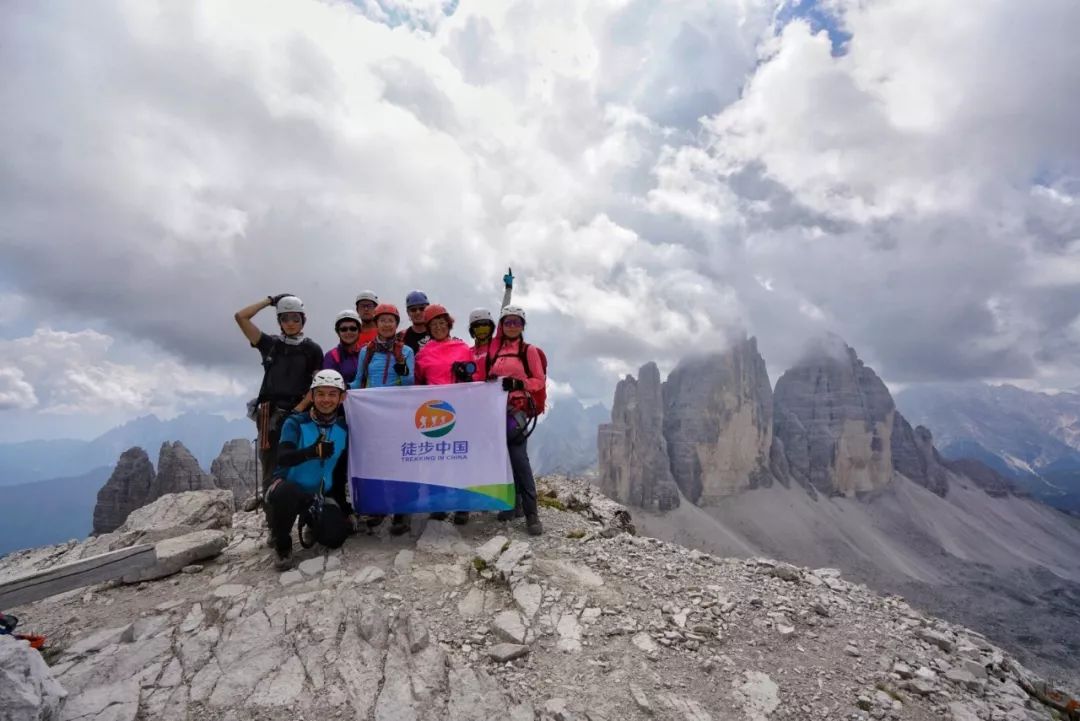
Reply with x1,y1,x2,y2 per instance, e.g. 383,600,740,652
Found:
352,477,514,514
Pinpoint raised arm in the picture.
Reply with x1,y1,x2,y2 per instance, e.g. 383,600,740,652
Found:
500,267,514,310
234,297,271,346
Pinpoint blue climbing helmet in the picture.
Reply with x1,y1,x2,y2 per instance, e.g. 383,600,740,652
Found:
405,290,428,308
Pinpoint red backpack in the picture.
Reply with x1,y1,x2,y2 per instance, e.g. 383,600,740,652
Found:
487,341,548,417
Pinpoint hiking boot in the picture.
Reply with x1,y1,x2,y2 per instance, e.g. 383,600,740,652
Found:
496,510,514,522
428,512,448,521
525,514,543,536
365,514,386,528
242,495,262,513
273,551,294,571
452,511,469,526
264,531,275,549
389,514,410,536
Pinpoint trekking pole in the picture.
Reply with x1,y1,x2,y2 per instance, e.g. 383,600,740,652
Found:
251,437,260,505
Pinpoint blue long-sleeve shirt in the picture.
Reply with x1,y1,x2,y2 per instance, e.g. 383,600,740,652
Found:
350,342,416,389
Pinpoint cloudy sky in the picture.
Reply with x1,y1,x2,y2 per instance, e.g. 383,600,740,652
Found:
1,0,1078,441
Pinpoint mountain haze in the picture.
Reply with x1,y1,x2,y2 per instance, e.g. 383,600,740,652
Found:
0,413,252,488
896,383,1080,511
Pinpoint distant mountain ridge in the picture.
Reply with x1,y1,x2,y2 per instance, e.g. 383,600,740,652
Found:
896,383,1080,512
0,412,253,487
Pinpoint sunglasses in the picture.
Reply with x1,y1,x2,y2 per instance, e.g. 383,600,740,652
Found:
337,325,360,333
407,305,429,313
279,313,303,323
502,318,524,328
357,302,377,310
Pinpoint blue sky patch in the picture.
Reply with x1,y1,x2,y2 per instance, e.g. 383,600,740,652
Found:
776,0,852,56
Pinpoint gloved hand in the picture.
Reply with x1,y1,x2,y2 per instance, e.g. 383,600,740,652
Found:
393,362,409,377
502,377,524,392
308,439,335,460
268,293,294,306
503,267,514,289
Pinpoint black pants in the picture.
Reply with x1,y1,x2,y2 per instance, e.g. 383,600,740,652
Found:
508,437,538,517
266,479,349,556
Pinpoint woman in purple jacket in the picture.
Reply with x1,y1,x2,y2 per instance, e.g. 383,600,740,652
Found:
322,310,363,386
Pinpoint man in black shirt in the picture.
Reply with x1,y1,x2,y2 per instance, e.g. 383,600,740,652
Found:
400,289,431,354
234,294,323,513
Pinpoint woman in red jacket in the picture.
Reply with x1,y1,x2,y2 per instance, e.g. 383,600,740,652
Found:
486,305,545,535
414,304,478,526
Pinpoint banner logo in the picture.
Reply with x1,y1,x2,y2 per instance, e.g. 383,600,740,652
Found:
415,400,456,437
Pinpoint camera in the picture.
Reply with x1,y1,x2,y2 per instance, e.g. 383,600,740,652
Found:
451,360,477,382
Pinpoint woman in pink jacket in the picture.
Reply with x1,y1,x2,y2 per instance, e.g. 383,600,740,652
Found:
415,304,479,526
486,305,545,535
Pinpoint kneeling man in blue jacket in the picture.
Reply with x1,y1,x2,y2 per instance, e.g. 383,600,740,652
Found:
265,369,355,570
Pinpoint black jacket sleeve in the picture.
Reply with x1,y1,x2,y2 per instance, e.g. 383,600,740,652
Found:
328,452,353,515
275,441,313,468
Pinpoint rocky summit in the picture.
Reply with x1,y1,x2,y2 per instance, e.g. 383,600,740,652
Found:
662,337,775,504
2,479,1077,721
772,337,897,497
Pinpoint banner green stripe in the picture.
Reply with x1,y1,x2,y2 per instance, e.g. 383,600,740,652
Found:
465,483,516,505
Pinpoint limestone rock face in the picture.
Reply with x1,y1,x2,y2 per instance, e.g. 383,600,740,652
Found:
210,439,258,509
662,339,775,505
891,414,949,496
773,340,896,496
153,441,217,497
116,489,235,541
597,363,681,510
0,635,67,719
92,447,155,534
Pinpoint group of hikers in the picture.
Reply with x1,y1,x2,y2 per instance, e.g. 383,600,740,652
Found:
233,270,547,570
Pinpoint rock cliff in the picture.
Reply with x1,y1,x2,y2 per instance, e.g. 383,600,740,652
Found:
772,339,896,496
3,477,1075,721
152,441,217,497
597,363,681,510
891,414,950,496
662,338,775,504
91,447,155,534
209,439,258,509
92,441,228,534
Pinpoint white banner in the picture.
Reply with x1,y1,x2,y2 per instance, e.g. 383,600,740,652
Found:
345,382,514,514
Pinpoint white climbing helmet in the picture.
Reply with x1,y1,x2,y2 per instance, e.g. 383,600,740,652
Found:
469,308,494,326
334,309,361,327
355,290,378,305
310,369,346,391
499,305,526,324
276,296,305,317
